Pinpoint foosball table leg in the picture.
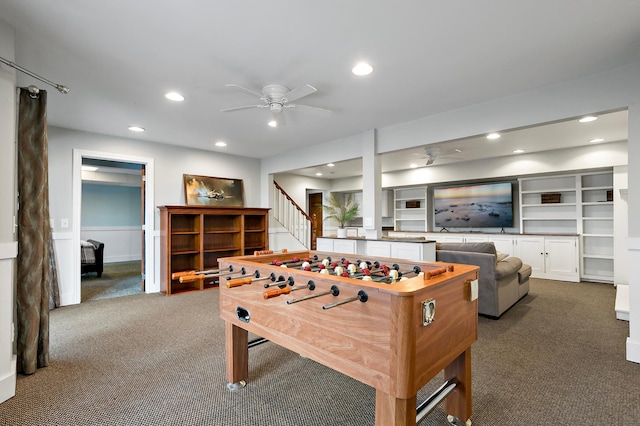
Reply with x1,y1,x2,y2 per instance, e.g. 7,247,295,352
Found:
444,348,472,426
225,322,248,391
375,390,417,426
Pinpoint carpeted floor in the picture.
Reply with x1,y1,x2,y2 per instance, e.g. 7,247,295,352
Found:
81,261,143,302
0,278,637,425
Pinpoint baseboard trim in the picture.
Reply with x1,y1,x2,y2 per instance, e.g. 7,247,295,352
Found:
626,338,640,364
0,355,16,404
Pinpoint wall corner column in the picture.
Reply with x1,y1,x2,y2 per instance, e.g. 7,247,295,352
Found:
626,103,640,364
361,130,382,239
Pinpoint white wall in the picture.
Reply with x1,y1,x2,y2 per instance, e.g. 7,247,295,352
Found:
261,60,640,363
47,126,262,304
0,18,17,403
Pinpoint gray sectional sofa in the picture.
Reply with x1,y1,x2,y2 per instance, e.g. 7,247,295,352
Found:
435,242,531,318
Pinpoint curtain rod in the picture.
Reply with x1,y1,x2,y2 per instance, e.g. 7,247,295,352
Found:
0,55,70,94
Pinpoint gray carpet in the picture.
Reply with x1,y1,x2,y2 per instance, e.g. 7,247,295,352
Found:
0,278,638,425
81,261,143,302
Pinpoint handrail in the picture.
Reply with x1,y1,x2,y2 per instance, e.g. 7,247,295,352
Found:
273,181,312,221
272,181,312,248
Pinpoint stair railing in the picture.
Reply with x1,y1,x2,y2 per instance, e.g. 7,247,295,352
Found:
272,181,312,248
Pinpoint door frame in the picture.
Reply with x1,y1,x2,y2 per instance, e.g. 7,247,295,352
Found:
72,149,156,304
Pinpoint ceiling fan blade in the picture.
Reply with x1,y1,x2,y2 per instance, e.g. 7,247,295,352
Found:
284,84,317,103
225,83,264,100
221,104,265,112
289,104,333,116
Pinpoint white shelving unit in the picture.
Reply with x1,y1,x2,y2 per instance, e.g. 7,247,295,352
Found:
518,169,614,283
519,174,578,235
394,187,428,232
580,171,614,282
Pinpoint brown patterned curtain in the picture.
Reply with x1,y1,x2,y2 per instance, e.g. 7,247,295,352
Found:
16,87,59,375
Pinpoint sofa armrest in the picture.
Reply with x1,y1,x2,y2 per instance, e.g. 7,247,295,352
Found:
495,256,522,280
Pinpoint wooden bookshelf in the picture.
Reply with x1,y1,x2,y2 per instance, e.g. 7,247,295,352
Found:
159,205,269,295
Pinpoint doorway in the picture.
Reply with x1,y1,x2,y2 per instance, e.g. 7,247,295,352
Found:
308,192,323,250
72,149,155,305
80,158,145,301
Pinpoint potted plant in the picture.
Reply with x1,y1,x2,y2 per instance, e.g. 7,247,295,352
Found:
322,192,360,238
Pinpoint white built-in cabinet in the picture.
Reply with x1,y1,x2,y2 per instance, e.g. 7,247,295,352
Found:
387,231,580,282
393,187,428,231
518,170,614,283
513,235,579,282
580,172,614,282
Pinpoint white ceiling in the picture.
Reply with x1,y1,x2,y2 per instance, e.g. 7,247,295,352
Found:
1,1,637,177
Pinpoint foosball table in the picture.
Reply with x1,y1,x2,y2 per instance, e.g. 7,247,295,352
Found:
215,249,479,426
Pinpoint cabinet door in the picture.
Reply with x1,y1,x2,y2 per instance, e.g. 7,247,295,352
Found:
490,235,515,257
514,236,545,277
390,242,421,262
544,237,579,282
366,241,391,258
333,239,358,254
315,238,334,252
464,235,489,243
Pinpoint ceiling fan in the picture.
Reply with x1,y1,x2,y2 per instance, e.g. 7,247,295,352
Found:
221,83,332,125
417,147,463,166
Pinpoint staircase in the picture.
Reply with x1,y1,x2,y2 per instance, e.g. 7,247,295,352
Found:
272,181,313,249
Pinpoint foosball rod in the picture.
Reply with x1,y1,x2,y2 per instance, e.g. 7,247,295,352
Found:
263,276,294,288
253,248,288,256
171,265,233,280
178,267,243,283
321,290,368,310
286,285,339,304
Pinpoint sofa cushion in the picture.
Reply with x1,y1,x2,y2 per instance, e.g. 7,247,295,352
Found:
518,264,532,284
495,256,522,280
496,252,509,262
435,242,497,256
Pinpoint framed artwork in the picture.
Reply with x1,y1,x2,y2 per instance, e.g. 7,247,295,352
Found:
183,174,245,207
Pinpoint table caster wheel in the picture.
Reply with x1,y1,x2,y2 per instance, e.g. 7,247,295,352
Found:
447,414,471,426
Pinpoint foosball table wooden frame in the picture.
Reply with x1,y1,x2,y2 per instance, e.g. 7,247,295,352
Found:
217,250,479,426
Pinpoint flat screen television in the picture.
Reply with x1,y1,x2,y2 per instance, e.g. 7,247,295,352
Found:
433,182,513,228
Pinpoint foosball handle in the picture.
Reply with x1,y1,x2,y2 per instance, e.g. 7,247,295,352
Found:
172,270,196,280
425,267,447,279
227,277,253,288
263,286,291,299
178,274,202,283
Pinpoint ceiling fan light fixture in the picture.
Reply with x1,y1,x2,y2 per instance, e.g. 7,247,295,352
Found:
352,62,373,76
165,92,184,102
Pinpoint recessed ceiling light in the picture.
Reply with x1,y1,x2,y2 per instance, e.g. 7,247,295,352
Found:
589,138,605,143
128,126,145,132
487,133,501,140
165,92,184,102
81,165,98,172
579,116,597,123
410,163,418,168
315,172,323,176
215,141,227,147
327,163,335,167
513,149,525,154
268,120,277,127
352,62,373,76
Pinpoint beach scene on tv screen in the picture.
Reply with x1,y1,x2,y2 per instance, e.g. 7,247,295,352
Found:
434,183,513,228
